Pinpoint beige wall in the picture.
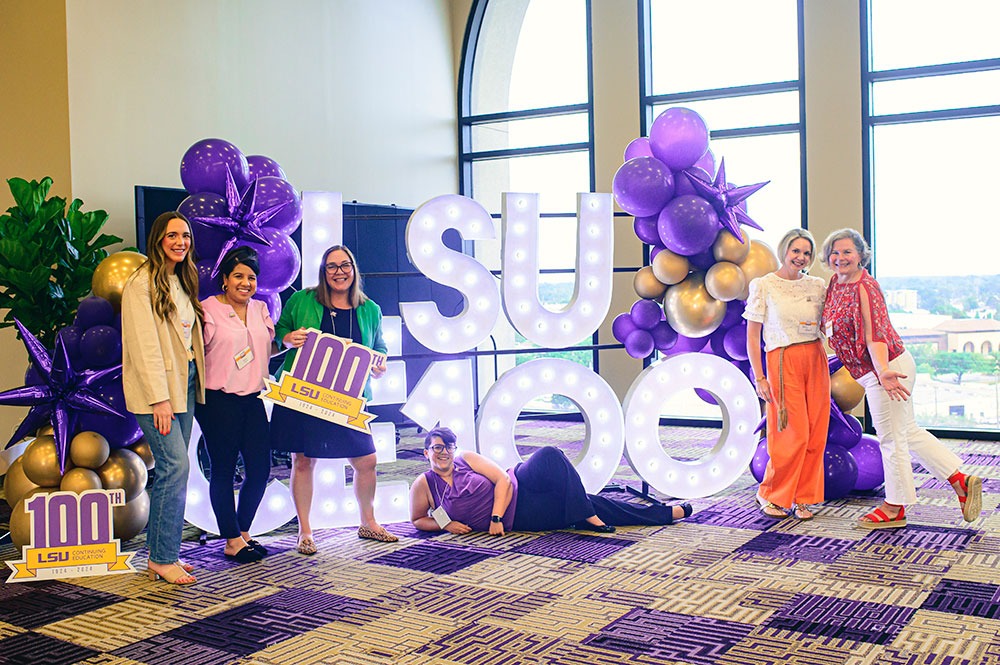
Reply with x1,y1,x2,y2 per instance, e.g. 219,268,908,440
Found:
0,0,74,438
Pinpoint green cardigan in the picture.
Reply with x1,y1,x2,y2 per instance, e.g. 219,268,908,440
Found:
274,289,387,400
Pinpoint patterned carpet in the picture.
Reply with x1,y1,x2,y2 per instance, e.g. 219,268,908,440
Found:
0,422,998,665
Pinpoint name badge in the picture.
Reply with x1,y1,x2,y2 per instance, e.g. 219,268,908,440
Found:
824,321,833,338
431,505,451,529
234,345,254,370
798,321,818,335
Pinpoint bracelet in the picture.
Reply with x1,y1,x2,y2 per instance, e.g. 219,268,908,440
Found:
755,376,767,382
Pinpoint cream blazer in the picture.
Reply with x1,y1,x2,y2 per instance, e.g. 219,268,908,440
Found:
121,268,206,414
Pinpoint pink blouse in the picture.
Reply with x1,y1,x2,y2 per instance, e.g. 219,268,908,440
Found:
822,270,904,380
201,296,275,395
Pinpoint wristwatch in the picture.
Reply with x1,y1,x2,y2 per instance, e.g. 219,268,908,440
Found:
491,515,503,523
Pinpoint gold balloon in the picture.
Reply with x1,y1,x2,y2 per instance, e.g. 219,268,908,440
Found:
36,424,54,437
113,490,150,541
831,367,866,412
712,228,751,264
10,487,58,548
736,240,780,300
662,272,727,338
128,438,155,470
633,266,667,300
21,436,66,487
651,249,690,286
3,457,40,508
70,431,111,469
91,251,147,311
704,261,747,302
97,448,148,502
60,467,104,493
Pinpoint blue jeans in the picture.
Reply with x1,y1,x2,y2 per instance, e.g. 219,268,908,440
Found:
134,361,197,564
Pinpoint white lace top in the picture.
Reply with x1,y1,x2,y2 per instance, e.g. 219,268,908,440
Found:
743,272,826,352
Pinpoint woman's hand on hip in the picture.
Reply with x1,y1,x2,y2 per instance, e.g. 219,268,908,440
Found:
151,400,174,435
445,520,472,535
283,327,309,348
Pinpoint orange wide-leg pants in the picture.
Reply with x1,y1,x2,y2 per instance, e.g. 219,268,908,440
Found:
759,340,830,509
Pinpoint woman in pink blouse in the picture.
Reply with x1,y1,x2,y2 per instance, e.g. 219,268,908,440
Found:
821,229,982,529
196,247,276,562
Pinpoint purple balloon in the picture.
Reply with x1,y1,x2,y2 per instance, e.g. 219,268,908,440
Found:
624,329,655,359
56,325,83,362
750,437,769,483
657,195,722,256
648,107,710,171
723,323,749,361
613,156,676,218
77,381,143,448
828,354,845,375
180,138,250,196
673,167,712,197
247,154,287,181
649,243,666,262
252,227,301,295
688,246,717,270
79,325,122,369
623,137,653,161
612,313,639,344
670,333,710,354
695,386,719,406
179,192,231,258
633,215,661,245
851,434,885,491
694,149,716,175
709,327,732,361
24,362,45,386
824,444,860,500
253,176,302,235
253,291,283,323
827,406,863,449
75,296,115,331
197,260,223,300
630,299,663,331
650,321,678,352
722,300,746,328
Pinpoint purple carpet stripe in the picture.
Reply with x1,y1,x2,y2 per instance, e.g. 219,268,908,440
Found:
762,593,915,645
369,541,501,573
0,580,125,629
921,579,1000,619
960,454,1000,465
0,632,99,665
511,531,634,563
583,608,754,664
862,524,978,551
687,500,781,530
736,532,856,563
113,634,243,665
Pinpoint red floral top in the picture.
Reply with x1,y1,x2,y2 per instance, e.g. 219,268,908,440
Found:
822,270,904,380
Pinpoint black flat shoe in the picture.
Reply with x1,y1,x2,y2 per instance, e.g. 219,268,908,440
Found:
576,522,616,533
678,502,693,519
246,539,269,556
224,546,263,563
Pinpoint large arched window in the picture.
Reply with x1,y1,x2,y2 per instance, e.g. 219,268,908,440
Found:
640,0,805,420
459,0,595,412
863,0,1000,434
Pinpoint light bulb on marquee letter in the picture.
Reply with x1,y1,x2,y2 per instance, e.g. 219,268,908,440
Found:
501,193,613,348
400,195,500,353
622,353,760,499
476,358,624,493
300,192,344,288
401,359,475,442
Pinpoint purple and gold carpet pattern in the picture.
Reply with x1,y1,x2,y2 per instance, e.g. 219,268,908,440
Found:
0,423,997,664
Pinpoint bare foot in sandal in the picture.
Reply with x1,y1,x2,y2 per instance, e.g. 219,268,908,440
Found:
296,533,317,555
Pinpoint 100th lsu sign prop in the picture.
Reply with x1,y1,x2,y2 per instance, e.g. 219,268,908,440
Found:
261,331,384,432
182,192,761,535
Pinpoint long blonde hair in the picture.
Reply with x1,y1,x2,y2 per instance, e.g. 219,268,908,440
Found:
313,245,369,309
145,211,203,322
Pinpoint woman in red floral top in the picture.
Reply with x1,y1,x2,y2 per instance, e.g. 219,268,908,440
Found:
821,229,982,529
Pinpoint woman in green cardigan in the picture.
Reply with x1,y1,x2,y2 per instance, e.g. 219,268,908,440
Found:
272,245,394,552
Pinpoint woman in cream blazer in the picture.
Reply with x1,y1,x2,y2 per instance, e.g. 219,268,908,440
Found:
121,211,205,585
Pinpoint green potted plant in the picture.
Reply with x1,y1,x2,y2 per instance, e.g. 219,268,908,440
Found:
0,177,122,348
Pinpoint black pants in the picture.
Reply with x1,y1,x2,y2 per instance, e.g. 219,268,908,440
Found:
511,447,676,531
195,390,271,539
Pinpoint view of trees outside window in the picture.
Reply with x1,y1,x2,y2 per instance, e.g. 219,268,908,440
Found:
867,0,1000,432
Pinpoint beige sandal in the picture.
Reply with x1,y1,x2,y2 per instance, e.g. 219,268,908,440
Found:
296,534,317,555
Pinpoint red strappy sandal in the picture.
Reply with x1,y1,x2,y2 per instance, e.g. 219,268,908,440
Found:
949,472,983,522
857,504,906,530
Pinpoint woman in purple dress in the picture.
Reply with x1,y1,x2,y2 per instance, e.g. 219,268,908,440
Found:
409,427,691,535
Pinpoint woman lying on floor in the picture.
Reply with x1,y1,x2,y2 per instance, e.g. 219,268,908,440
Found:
409,426,692,535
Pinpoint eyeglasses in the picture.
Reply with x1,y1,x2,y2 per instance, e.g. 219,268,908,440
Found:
324,262,354,274
428,444,457,453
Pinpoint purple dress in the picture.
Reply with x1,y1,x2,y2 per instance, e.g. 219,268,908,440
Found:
423,457,518,532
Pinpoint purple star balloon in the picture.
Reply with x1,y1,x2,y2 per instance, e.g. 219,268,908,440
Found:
0,320,125,471
686,158,769,241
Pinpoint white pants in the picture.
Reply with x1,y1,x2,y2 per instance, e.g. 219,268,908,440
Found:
856,350,962,506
